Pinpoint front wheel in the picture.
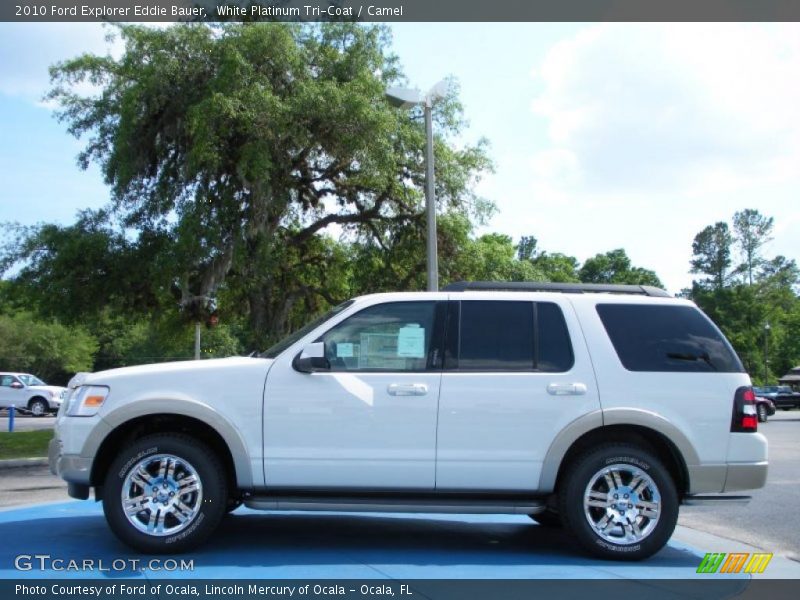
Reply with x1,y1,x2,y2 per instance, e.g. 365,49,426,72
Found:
28,398,48,417
757,404,768,422
103,433,227,553
559,444,678,560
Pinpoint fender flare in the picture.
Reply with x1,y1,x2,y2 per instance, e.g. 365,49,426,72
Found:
538,408,699,492
87,395,254,488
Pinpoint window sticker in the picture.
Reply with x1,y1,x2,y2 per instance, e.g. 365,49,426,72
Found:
336,342,354,358
397,324,425,358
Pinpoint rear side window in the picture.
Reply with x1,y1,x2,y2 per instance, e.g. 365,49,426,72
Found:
451,301,573,372
459,301,534,370
596,304,744,373
537,302,574,372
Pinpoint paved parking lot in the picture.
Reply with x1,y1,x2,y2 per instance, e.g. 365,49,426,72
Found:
0,501,759,580
0,413,56,432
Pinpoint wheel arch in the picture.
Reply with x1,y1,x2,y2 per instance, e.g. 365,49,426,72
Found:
27,395,49,407
539,411,696,498
88,400,252,496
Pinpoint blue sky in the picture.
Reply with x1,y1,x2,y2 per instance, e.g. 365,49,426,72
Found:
1,22,799,293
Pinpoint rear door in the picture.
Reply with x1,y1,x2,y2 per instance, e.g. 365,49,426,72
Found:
435,296,601,491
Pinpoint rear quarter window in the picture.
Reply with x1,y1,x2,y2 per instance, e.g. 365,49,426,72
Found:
596,304,744,373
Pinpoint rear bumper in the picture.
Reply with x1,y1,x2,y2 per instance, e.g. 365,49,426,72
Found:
724,461,768,492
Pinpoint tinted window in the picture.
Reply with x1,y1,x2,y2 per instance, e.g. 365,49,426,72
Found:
457,301,535,370
536,302,574,372
597,304,744,373
319,302,436,372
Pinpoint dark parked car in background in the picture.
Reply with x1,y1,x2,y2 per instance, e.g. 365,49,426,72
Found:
754,396,776,422
753,386,800,410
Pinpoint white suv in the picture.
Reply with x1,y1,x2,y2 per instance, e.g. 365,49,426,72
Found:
0,372,67,416
49,282,767,560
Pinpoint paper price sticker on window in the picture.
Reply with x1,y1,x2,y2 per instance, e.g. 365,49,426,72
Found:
336,342,354,358
397,325,425,358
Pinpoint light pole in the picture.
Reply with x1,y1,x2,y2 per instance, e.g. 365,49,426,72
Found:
763,321,770,385
385,81,449,292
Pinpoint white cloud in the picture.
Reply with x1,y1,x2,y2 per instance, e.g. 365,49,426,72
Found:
530,23,800,196
510,23,800,292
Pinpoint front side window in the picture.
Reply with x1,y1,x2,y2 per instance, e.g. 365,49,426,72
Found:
18,375,44,386
319,302,437,372
261,300,355,359
1,376,18,387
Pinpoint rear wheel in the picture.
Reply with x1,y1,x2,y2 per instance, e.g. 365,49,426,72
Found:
559,444,678,560
757,403,768,422
103,433,227,553
28,398,48,417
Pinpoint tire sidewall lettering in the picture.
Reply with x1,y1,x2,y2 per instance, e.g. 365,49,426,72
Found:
118,446,158,479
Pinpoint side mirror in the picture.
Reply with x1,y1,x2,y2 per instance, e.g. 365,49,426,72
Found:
10,382,23,389
293,341,330,373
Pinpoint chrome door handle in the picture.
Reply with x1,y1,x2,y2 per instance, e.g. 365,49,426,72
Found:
546,383,588,396
387,383,429,396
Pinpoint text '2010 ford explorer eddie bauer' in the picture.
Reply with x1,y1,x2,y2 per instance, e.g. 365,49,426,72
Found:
50,282,768,560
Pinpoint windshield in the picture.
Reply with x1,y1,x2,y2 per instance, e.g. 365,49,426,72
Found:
18,374,46,386
260,300,355,359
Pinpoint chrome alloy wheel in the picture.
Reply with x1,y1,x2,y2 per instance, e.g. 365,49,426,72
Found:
121,454,203,537
583,464,661,545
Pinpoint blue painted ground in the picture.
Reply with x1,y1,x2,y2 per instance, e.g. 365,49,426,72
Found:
0,501,740,580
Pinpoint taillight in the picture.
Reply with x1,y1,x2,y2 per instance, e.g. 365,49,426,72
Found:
731,386,758,432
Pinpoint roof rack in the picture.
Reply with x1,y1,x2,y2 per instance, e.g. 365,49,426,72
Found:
442,281,672,298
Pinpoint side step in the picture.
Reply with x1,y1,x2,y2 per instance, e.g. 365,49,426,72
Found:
244,495,546,515
682,495,752,506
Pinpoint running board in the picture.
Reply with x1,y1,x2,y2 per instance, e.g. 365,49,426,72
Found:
682,495,752,506
244,495,546,515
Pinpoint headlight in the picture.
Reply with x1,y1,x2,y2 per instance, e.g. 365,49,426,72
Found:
66,386,110,417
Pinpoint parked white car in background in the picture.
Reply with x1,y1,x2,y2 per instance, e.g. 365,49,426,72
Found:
0,372,67,416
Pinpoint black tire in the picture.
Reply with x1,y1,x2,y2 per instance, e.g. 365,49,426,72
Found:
558,443,679,561
225,497,243,514
28,397,48,417
103,433,227,554
757,404,768,423
528,509,562,527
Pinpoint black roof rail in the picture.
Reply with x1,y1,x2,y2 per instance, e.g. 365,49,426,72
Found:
442,281,672,298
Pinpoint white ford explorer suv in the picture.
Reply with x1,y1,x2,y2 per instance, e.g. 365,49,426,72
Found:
49,282,767,560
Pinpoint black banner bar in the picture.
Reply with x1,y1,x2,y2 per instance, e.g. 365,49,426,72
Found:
4,1,800,23
4,579,800,600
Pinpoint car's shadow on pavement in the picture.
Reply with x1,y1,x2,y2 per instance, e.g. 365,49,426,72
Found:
0,506,700,579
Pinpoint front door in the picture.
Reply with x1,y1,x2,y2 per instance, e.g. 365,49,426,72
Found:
0,375,24,409
264,300,445,490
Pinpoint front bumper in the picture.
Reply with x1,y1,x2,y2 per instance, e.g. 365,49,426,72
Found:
48,437,93,500
48,436,91,484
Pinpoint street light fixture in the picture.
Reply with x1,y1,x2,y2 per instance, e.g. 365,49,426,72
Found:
386,80,450,292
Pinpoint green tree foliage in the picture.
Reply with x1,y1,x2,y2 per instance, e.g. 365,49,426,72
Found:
690,222,732,291
733,208,774,286
578,249,663,287
690,211,799,384
36,23,490,346
0,312,97,385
